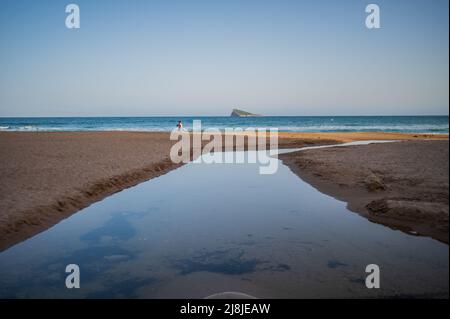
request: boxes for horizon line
[0,114,449,118]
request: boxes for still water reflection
[0,147,448,298]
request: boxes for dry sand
[0,131,339,251]
[280,140,449,243]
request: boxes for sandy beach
[280,140,449,243]
[0,131,447,251]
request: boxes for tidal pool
[0,143,448,298]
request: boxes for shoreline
[0,131,447,251]
[0,132,183,251]
[0,131,339,252]
[280,140,449,244]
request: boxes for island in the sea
[230,108,261,117]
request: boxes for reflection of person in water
[176,120,183,131]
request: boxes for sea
[0,116,448,133]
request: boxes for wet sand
[280,140,449,243]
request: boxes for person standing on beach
[176,120,183,131]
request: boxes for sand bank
[280,140,449,243]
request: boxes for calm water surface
[0,147,448,298]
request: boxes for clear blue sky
[0,0,448,116]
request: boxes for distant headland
[230,109,262,117]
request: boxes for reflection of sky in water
[0,152,448,298]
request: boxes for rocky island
[230,109,261,117]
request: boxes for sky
[0,0,448,116]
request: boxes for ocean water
[0,116,448,133]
